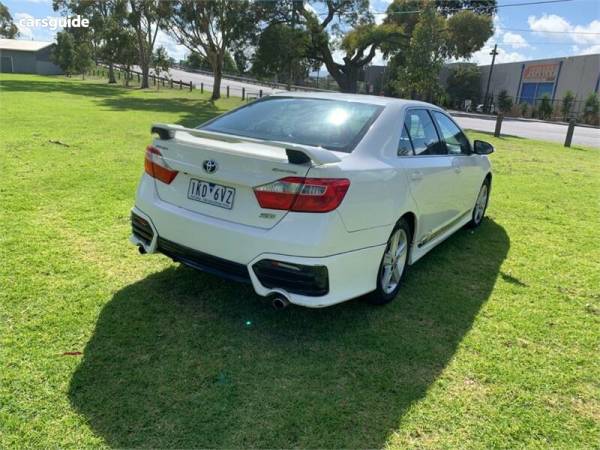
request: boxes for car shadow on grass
[69,219,509,448]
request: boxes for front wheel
[468,179,490,228]
[367,219,411,305]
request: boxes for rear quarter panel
[313,104,416,234]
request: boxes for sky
[4,0,600,68]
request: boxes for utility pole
[287,0,296,91]
[483,44,499,114]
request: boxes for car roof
[269,90,437,109]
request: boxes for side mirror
[473,140,494,155]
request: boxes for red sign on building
[523,63,560,82]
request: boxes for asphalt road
[452,114,599,148]
[165,68,599,148]
[168,67,281,97]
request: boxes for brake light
[144,145,178,184]
[254,177,350,213]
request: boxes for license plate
[188,178,235,209]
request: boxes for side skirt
[408,210,472,265]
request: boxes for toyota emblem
[203,159,218,174]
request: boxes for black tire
[367,218,412,305]
[468,178,491,228]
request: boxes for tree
[53,31,76,76]
[385,0,495,100]
[0,1,18,38]
[497,89,513,114]
[538,94,553,120]
[446,64,480,108]
[53,0,132,84]
[583,92,599,125]
[183,50,238,73]
[391,3,445,101]
[165,0,258,100]
[519,102,528,117]
[294,0,405,93]
[73,41,94,79]
[232,48,250,75]
[184,51,206,70]
[561,90,575,121]
[117,29,138,86]
[128,0,170,89]
[98,2,130,84]
[252,23,311,84]
[152,45,170,89]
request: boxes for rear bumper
[130,175,387,307]
[157,236,252,284]
[246,247,384,307]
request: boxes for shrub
[497,90,513,114]
[519,102,529,117]
[583,92,599,125]
[561,90,575,120]
[538,95,553,120]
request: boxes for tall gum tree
[165,0,259,100]
[53,0,129,84]
[128,0,170,89]
[296,0,405,93]
[0,2,18,38]
[384,0,495,100]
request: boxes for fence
[92,64,193,92]
[478,93,599,125]
[171,64,335,93]
[93,63,285,101]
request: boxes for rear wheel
[367,219,411,305]
[468,179,490,228]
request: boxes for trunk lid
[152,130,315,229]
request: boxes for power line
[499,42,596,45]
[311,0,600,38]
[494,0,574,7]
[363,0,574,15]
[502,27,600,35]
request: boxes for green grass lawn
[1,73,598,448]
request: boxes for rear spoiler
[151,123,342,166]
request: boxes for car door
[431,111,483,211]
[399,108,462,246]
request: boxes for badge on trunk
[203,160,218,173]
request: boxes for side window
[404,109,445,156]
[432,111,471,155]
[398,124,414,156]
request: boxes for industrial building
[0,39,62,75]
[479,53,600,106]
[367,53,599,110]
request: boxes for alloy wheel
[474,184,488,224]
[380,228,408,294]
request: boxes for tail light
[144,145,178,184]
[254,177,350,213]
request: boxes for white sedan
[131,92,493,308]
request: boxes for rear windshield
[200,97,383,153]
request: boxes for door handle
[451,159,462,173]
[410,170,423,181]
